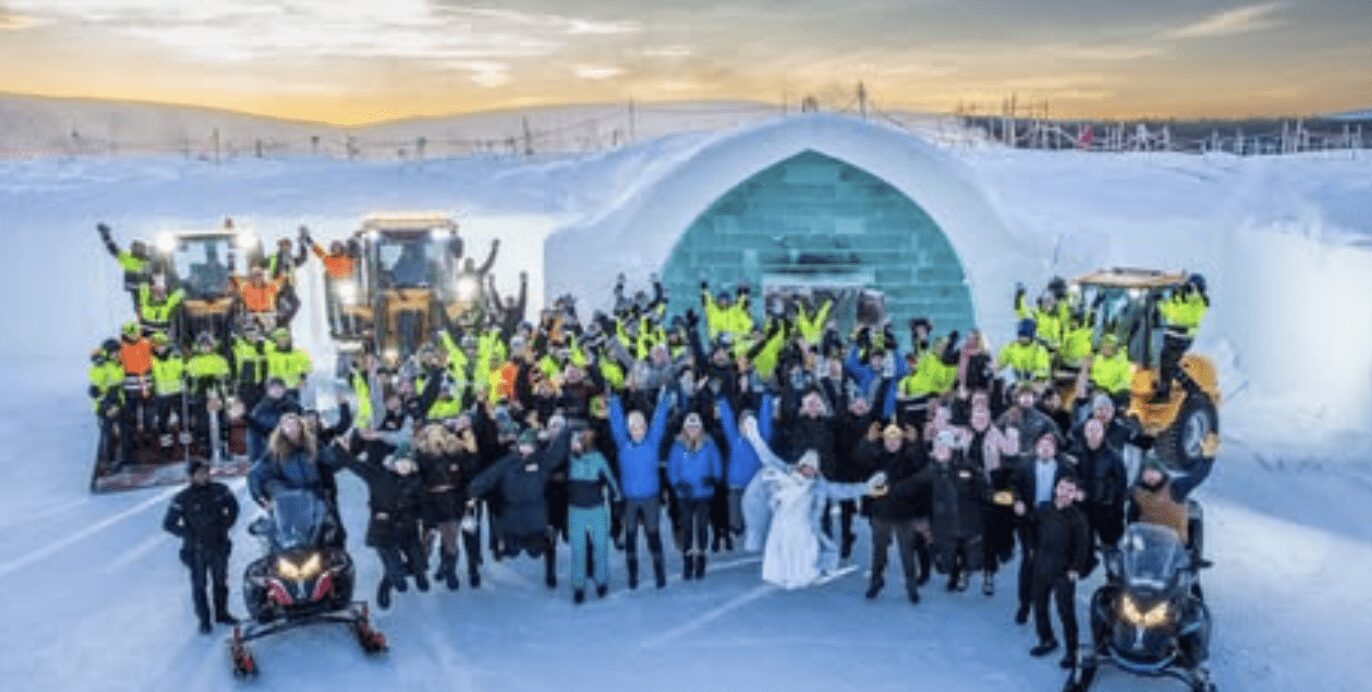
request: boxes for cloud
[1042,42,1162,61]
[572,64,623,80]
[7,1,637,63]
[1165,2,1287,40]
[643,45,692,59]
[0,12,43,30]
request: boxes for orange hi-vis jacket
[231,275,285,313]
[311,243,356,279]
[119,338,153,377]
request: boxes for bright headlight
[430,228,452,240]
[236,230,258,249]
[1120,595,1170,627]
[336,282,358,305]
[155,232,176,253]
[276,556,301,580]
[456,276,478,301]
[298,553,322,579]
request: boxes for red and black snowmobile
[229,490,386,677]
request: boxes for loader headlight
[456,275,479,301]
[1119,594,1170,627]
[336,282,358,305]
[155,232,176,254]
[236,230,258,250]
[276,553,323,581]
[430,228,452,240]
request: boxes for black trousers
[183,544,230,625]
[1158,333,1193,393]
[1033,574,1078,649]
[870,517,918,589]
[1017,524,1037,609]
[678,498,711,555]
[821,499,858,546]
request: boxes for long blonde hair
[267,413,317,461]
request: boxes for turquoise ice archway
[545,115,1037,346]
[659,149,975,335]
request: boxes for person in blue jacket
[667,412,723,581]
[565,428,622,604]
[845,342,907,421]
[717,393,773,538]
[607,390,671,589]
[247,412,328,508]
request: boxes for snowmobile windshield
[270,490,325,552]
[1119,523,1188,591]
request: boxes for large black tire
[1155,395,1217,469]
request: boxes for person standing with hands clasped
[163,460,240,634]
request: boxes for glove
[87,385,100,398]
[700,280,709,292]
[97,223,111,236]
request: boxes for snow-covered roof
[545,113,1037,339]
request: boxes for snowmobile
[230,490,386,677]
[1071,269,1220,467]
[325,213,464,374]
[1063,523,1214,692]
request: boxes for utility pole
[857,81,868,120]
[627,99,637,143]
[212,127,220,165]
[521,117,533,156]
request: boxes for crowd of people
[100,223,1217,669]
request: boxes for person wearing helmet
[136,280,186,336]
[96,222,155,313]
[228,265,286,318]
[267,233,308,327]
[265,327,312,401]
[231,321,269,411]
[186,332,232,453]
[1086,334,1133,400]
[116,321,156,466]
[997,319,1052,383]
[150,331,188,451]
[89,340,126,467]
[1154,273,1210,403]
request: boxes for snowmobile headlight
[276,556,301,580]
[297,553,323,579]
[156,232,176,254]
[456,275,479,301]
[1120,595,1170,627]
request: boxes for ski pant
[709,489,730,547]
[622,497,665,577]
[727,487,746,535]
[1087,504,1124,550]
[569,505,611,590]
[821,499,858,554]
[678,498,711,557]
[1033,573,1078,650]
[376,534,427,589]
[181,543,230,626]
[1017,523,1037,610]
[870,517,919,591]
[1158,333,1193,395]
[156,394,184,436]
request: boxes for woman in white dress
[741,419,886,590]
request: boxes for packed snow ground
[2,115,1371,690]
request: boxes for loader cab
[154,227,264,348]
[349,213,462,365]
[1072,268,1220,466]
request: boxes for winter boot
[626,555,640,590]
[840,535,854,561]
[1030,640,1060,658]
[393,575,409,593]
[1015,604,1030,625]
[945,574,959,592]
[438,553,460,591]
[414,570,431,593]
[907,585,921,604]
[682,553,695,581]
[982,571,995,597]
[652,555,667,589]
[199,619,213,635]
[596,583,608,599]
[865,576,885,600]
[213,586,239,625]
[468,568,481,589]
[573,589,585,605]
[916,544,932,586]
[1059,650,1078,670]
[711,534,722,553]
[544,552,558,590]
[376,579,393,611]
[955,571,969,592]
[724,533,734,551]
[695,554,707,579]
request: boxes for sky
[1,0,1369,125]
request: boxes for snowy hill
[1,114,1371,691]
